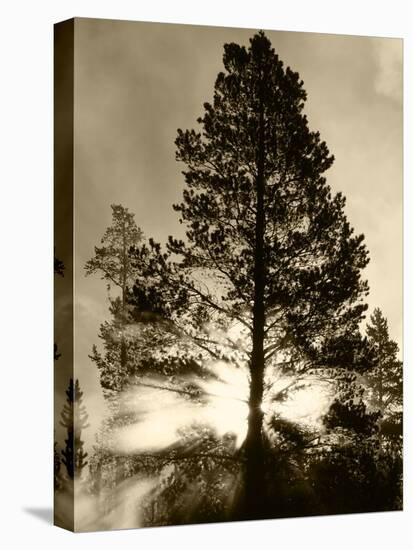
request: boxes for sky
[67,18,402,445]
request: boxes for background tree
[85,204,144,394]
[128,31,370,519]
[309,368,402,513]
[60,378,90,480]
[54,251,64,360]
[54,249,65,277]
[85,205,160,521]
[365,308,402,438]
[54,439,62,491]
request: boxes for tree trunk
[243,78,267,519]
[244,350,266,519]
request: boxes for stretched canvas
[54,17,403,532]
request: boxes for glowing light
[275,381,331,427]
[110,362,332,458]
[86,360,334,531]
[113,363,250,453]
[73,476,157,531]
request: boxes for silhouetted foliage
[364,308,402,436]
[54,251,64,361]
[54,249,65,277]
[54,440,62,491]
[60,379,90,479]
[307,441,402,514]
[313,355,402,514]
[54,343,61,361]
[323,375,381,436]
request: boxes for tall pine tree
[128,32,370,519]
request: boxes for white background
[0,0,411,548]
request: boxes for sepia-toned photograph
[54,18,403,532]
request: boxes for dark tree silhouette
[312,373,402,514]
[54,343,61,362]
[60,379,90,479]
[128,32,370,519]
[365,308,402,439]
[310,334,402,514]
[54,251,64,360]
[54,439,62,491]
[54,250,65,277]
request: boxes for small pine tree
[54,251,64,360]
[54,440,62,491]
[60,379,90,479]
[54,250,65,277]
[365,308,402,437]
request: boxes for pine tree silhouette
[365,308,402,440]
[54,250,64,360]
[128,31,370,519]
[54,439,62,491]
[60,379,90,479]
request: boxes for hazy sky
[71,18,402,441]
